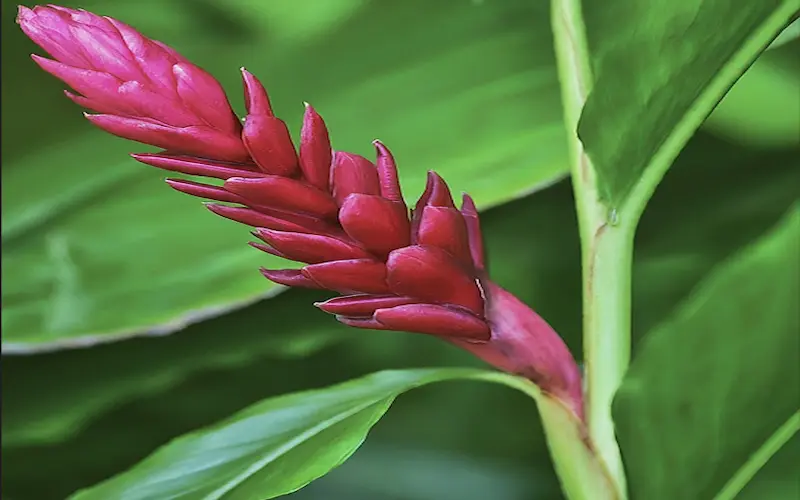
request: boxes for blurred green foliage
[2,1,798,499]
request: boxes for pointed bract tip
[241,68,272,116]
[372,139,389,153]
[372,141,404,203]
[425,171,455,208]
[16,5,32,23]
[461,193,478,215]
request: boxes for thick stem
[551,0,631,496]
[473,372,618,500]
[581,219,633,496]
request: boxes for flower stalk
[551,0,631,497]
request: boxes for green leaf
[737,433,800,500]
[2,0,568,350]
[66,368,612,500]
[705,41,800,148]
[1,288,352,448]
[1,337,559,499]
[291,444,557,500]
[768,17,800,49]
[614,206,800,500]
[577,0,799,210]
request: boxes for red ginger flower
[18,4,584,418]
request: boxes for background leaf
[737,434,800,500]
[614,206,800,500]
[578,0,798,208]
[704,40,800,147]
[2,0,568,350]
[65,368,526,500]
[1,289,354,448]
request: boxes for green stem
[580,220,633,496]
[473,373,618,500]
[550,0,632,496]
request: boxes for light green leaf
[67,368,613,500]
[705,41,800,147]
[576,0,798,210]
[767,17,800,49]
[2,0,567,350]
[614,206,800,500]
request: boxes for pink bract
[18,4,584,418]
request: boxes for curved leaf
[737,433,800,500]
[67,369,613,500]
[614,206,800,499]
[705,41,800,148]
[577,0,798,210]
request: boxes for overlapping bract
[18,3,246,161]
[138,66,493,340]
[18,4,584,417]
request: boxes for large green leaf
[576,0,798,209]
[1,0,568,350]
[614,206,800,500]
[66,368,610,500]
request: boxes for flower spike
[18,5,246,161]
[19,4,584,418]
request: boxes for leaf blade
[716,412,800,500]
[578,0,799,211]
[614,206,800,499]
[67,368,614,500]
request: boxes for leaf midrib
[714,411,800,500]
[201,397,392,500]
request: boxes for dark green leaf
[737,434,800,500]
[289,443,555,500]
[2,0,567,350]
[66,369,506,500]
[578,0,798,208]
[2,340,562,500]
[614,206,800,500]
[1,289,352,448]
